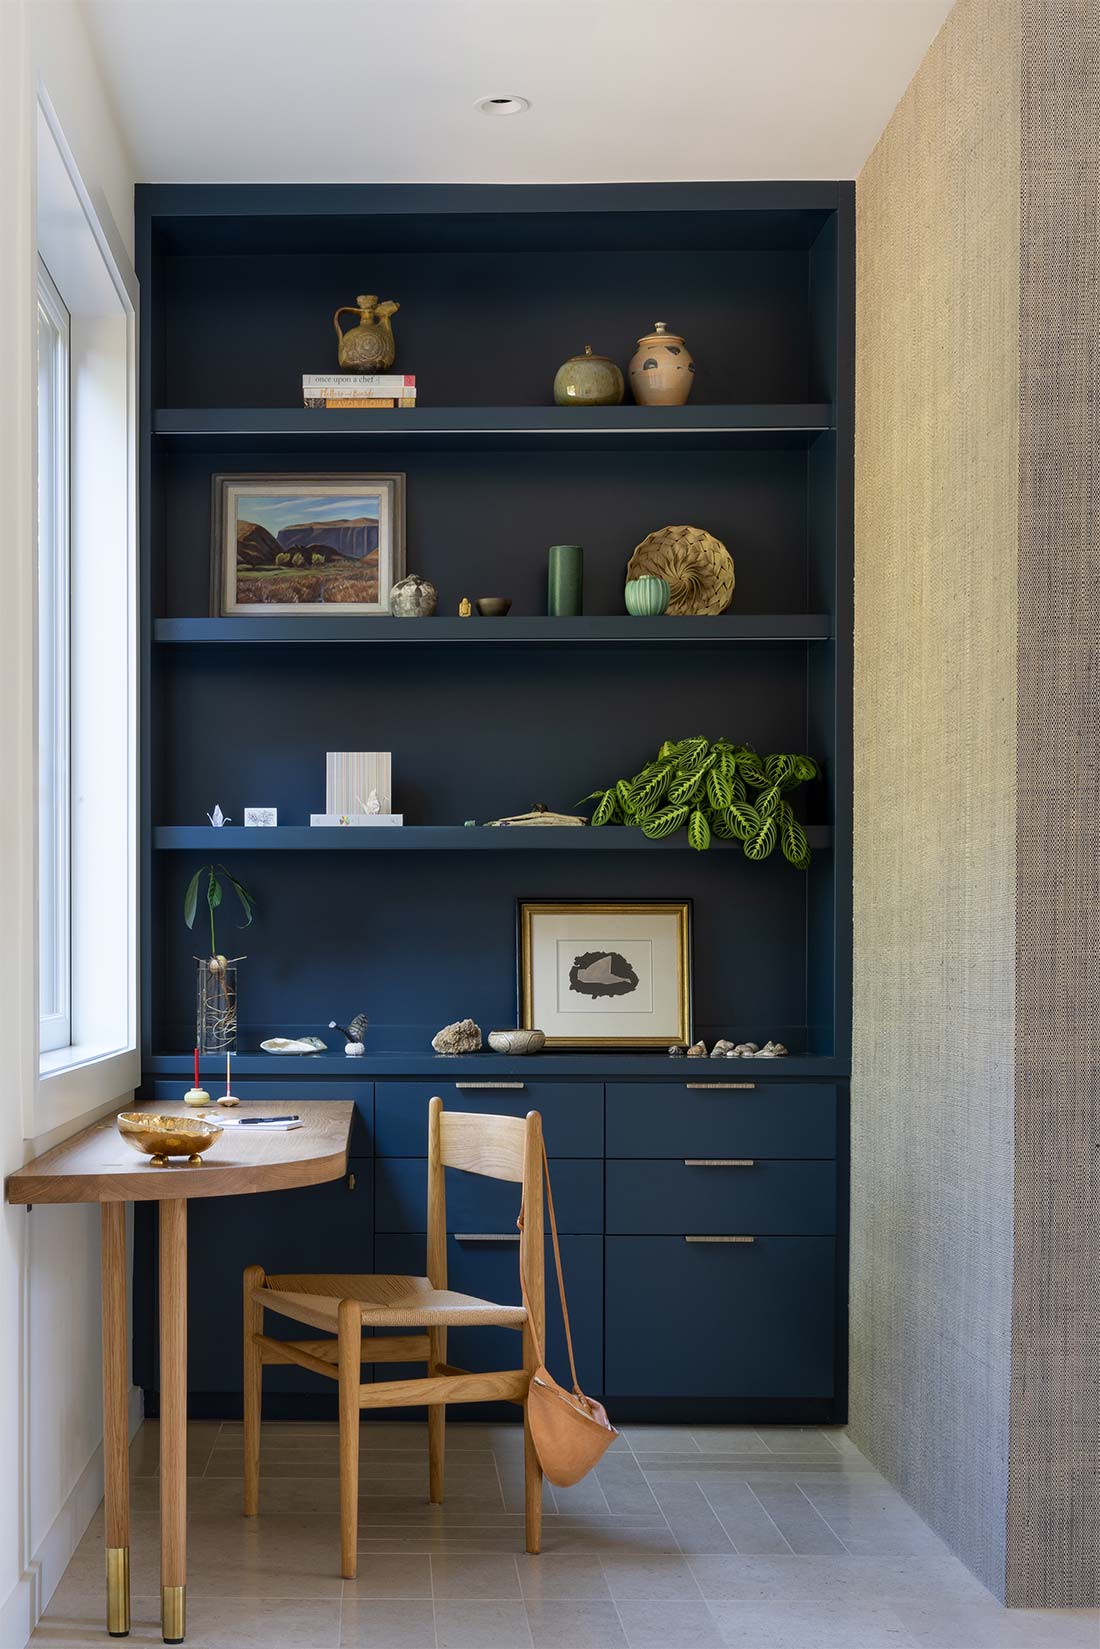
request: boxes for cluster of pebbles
[671,1038,790,1059]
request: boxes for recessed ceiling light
[475,96,531,116]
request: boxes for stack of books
[302,374,416,409]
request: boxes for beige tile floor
[31,1421,1100,1649]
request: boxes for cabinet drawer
[605,1235,834,1398]
[376,1233,603,1394]
[607,1159,835,1235]
[148,1082,374,1154]
[186,1165,371,1394]
[606,1083,835,1159]
[375,1082,602,1157]
[376,1157,603,1234]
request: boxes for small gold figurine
[458,597,472,617]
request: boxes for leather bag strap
[518,1139,583,1397]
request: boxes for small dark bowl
[476,598,512,617]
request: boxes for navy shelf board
[145,1052,849,1080]
[154,614,832,646]
[153,404,833,453]
[153,824,833,852]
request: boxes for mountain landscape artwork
[212,473,405,616]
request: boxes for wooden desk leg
[159,1200,187,1644]
[101,1204,130,1637]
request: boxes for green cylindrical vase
[547,544,583,616]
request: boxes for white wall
[0,3,137,1642]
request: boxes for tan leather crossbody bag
[518,1141,618,1485]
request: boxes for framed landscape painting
[211,473,405,616]
[518,900,692,1049]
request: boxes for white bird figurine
[207,804,230,827]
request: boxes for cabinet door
[375,1157,603,1235]
[607,1160,835,1235]
[375,1082,602,1157]
[375,1233,603,1395]
[605,1235,835,1399]
[184,1164,372,1395]
[607,1083,835,1159]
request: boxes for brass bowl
[117,1112,222,1167]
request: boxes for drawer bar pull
[455,1081,526,1091]
[455,1232,521,1242]
[683,1159,755,1168]
[685,1082,756,1091]
[684,1235,756,1244]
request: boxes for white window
[33,94,139,1130]
[37,257,72,1055]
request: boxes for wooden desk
[6,1100,353,1643]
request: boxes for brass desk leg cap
[161,1583,185,1643]
[106,1546,130,1637]
[186,1153,203,1165]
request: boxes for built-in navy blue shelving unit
[134,180,854,1425]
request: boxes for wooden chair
[242,1097,545,1575]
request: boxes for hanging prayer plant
[579,738,819,865]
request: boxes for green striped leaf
[709,808,740,840]
[687,808,711,852]
[755,783,783,818]
[724,801,761,841]
[674,736,710,770]
[794,754,819,781]
[669,769,706,806]
[765,753,796,786]
[706,766,733,810]
[591,789,619,827]
[734,747,768,787]
[641,804,689,840]
[780,803,811,869]
[743,816,778,861]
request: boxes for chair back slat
[438,1108,527,1183]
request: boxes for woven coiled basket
[626,525,735,615]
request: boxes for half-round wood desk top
[5,1100,354,1204]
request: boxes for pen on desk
[228,1115,300,1125]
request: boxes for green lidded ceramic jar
[553,344,624,408]
[625,575,671,617]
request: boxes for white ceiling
[82,0,952,185]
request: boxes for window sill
[36,1042,139,1138]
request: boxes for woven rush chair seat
[257,1271,528,1332]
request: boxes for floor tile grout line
[696,1478,748,1556]
[794,1478,855,1555]
[743,1478,798,1555]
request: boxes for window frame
[36,254,73,1057]
[32,89,139,1134]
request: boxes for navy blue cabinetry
[135,180,853,1424]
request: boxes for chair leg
[427,1326,446,1504]
[242,1265,265,1517]
[522,1321,542,1554]
[338,1299,361,1580]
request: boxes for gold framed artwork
[518,900,692,1049]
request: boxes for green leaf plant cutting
[580,739,818,865]
[183,864,257,961]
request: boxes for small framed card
[518,899,692,1049]
[244,807,278,827]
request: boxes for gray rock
[686,1040,708,1058]
[432,1018,483,1054]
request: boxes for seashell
[724,1049,743,1057]
[668,1045,685,1056]
[710,1039,734,1057]
[344,1042,365,1057]
[686,1041,708,1058]
[488,1029,546,1056]
[432,1018,483,1055]
[261,1036,327,1055]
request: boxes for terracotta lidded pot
[629,322,695,407]
[553,344,624,407]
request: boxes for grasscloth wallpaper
[854,0,1099,1609]
[1009,0,1100,1610]
[852,0,1020,1599]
